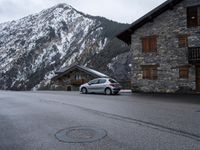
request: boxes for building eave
[117,0,183,44]
[51,65,108,81]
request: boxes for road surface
[0,91,200,150]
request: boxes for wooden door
[196,66,200,91]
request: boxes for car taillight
[110,84,116,87]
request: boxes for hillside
[0,3,130,90]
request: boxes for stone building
[51,65,108,91]
[117,0,200,93]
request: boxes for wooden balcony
[70,79,85,85]
[188,47,200,64]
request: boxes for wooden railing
[188,47,200,64]
[71,79,85,85]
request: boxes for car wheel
[105,88,112,95]
[81,87,87,94]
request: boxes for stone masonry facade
[131,0,200,93]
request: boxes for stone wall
[131,0,200,93]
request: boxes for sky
[0,0,166,24]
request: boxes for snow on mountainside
[0,3,130,90]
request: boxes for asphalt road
[0,91,200,150]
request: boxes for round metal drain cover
[55,126,107,143]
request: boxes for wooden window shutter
[179,67,189,79]
[142,38,149,52]
[187,6,198,27]
[151,68,158,80]
[150,37,157,51]
[143,68,150,79]
[142,65,158,80]
[142,36,157,53]
[178,35,188,48]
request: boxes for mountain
[0,3,130,90]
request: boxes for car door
[87,79,99,93]
[97,79,107,93]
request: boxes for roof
[52,65,109,80]
[117,0,183,44]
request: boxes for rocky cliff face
[0,3,130,90]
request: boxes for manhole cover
[55,126,107,143]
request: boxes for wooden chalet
[51,65,108,91]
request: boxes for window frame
[187,5,200,28]
[75,74,81,80]
[99,79,107,84]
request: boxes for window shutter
[143,68,150,79]
[142,65,158,80]
[142,36,157,53]
[143,68,147,79]
[179,67,189,79]
[178,35,188,48]
[142,38,149,52]
[150,37,157,51]
[151,68,158,80]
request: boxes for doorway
[196,66,200,92]
[67,86,72,91]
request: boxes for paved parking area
[0,91,199,150]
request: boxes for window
[179,67,189,79]
[178,35,188,48]
[109,79,118,83]
[142,65,158,80]
[75,74,81,80]
[88,79,99,85]
[99,79,107,84]
[187,6,200,28]
[142,36,157,53]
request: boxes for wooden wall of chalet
[53,69,95,91]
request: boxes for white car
[80,78,121,95]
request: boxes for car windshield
[109,79,118,83]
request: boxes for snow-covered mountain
[0,3,130,90]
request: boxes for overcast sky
[0,0,166,24]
